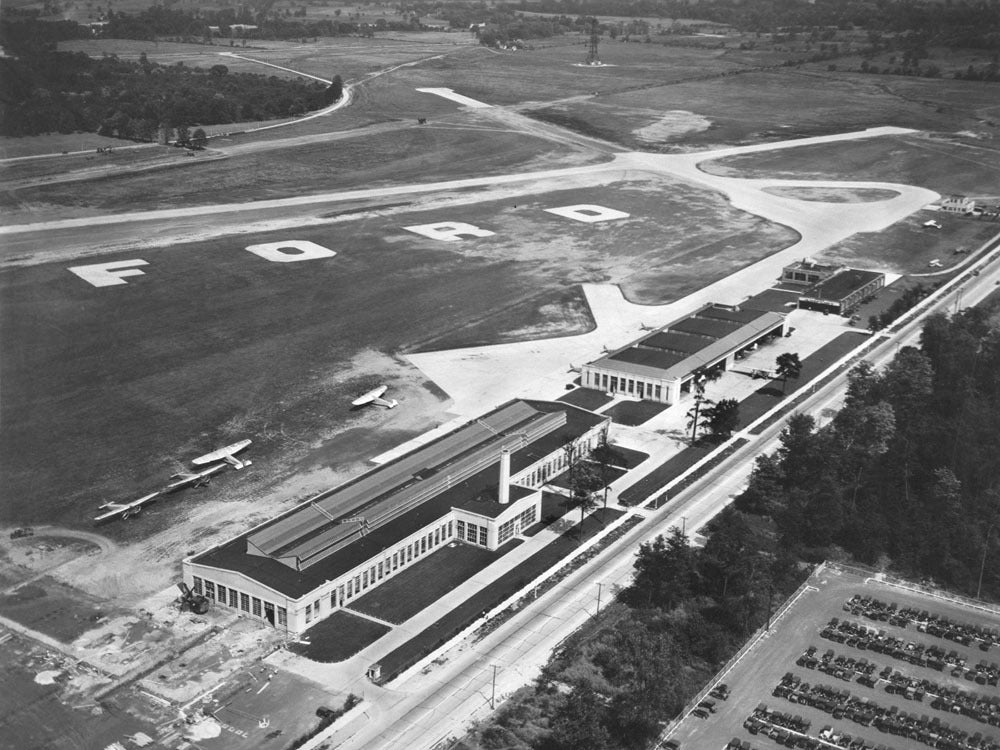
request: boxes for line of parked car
[797,644,1000,730]
[770,673,1000,750]
[844,596,999,651]
[821,617,1000,685]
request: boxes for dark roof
[802,269,883,303]
[609,347,685,370]
[671,316,743,339]
[695,306,769,325]
[190,400,607,599]
[640,331,706,355]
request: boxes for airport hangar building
[182,399,610,635]
[580,303,788,405]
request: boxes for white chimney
[498,449,511,505]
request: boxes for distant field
[702,133,1000,195]
[527,70,996,150]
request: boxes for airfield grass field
[703,132,1000,195]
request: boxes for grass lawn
[618,445,711,506]
[611,445,650,470]
[603,399,670,426]
[373,507,625,683]
[347,540,521,625]
[522,490,576,536]
[744,331,869,432]
[288,610,391,663]
[558,388,614,411]
[547,463,627,491]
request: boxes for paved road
[319,235,1000,750]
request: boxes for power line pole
[585,17,600,65]
[490,664,499,709]
[595,581,603,616]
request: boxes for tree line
[0,21,342,137]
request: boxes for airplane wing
[352,385,388,407]
[94,491,161,523]
[192,439,252,467]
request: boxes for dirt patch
[633,111,713,142]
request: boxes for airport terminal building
[580,303,787,405]
[182,399,609,634]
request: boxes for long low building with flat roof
[182,399,609,634]
[580,303,787,405]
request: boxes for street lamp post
[490,664,500,709]
[595,582,603,616]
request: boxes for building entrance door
[264,602,275,626]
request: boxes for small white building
[941,195,976,214]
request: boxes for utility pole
[595,582,603,616]
[490,664,499,709]
[585,17,600,65]
[681,516,687,536]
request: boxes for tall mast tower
[585,17,600,65]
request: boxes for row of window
[328,519,455,615]
[456,519,488,547]
[194,578,288,627]
[523,436,597,488]
[595,373,663,401]
[497,505,538,544]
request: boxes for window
[602,373,608,389]
[347,579,353,597]
[466,523,477,543]
[217,584,227,603]
[434,528,440,545]
[331,591,338,609]
[204,581,215,600]
[252,597,262,617]
[192,577,203,595]
[654,385,662,401]
[362,570,369,588]
[447,521,453,537]
[498,518,516,544]
[407,545,413,562]
[370,566,376,583]
[355,575,361,591]
[338,585,345,605]
[610,376,618,391]
[378,562,384,580]
[278,607,287,627]
[314,599,321,616]
[456,520,465,539]
[240,592,250,612]
[305,603,313,622]
[392,552,399,570]
[479,526,488,546]
[229,589,238,608]
[420,536,426,553]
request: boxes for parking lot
[666,565,1000,750]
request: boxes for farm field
[667,565,1000,750]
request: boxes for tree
[686,366,721,442]
[326,73,343,103]
[589,429,621,511]
[190,127,207,149]
[562,461,602,535]
[702,398,740,440]
[626,526,695,609]
[548,680,611,750]
[775,352,803,393]
[174,123,190,145]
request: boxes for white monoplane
[94,491,163,523]
[351,385,398,409]
[923,220,942,229]
[191,439,253,469]
[163,462,228,492]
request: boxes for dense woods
[0,19,339,137]
[461,306,1000,750]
